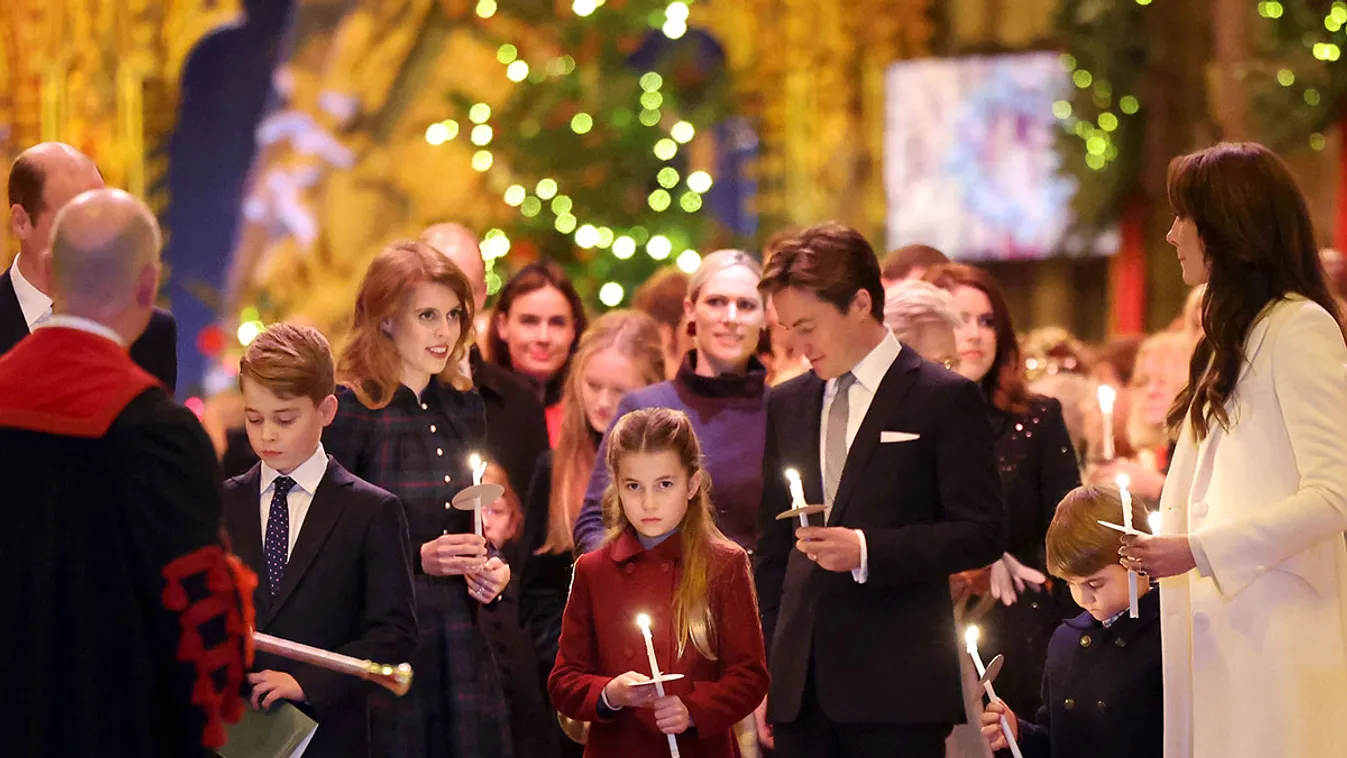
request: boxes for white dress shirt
[260,443,329,558]
[35,314,125,346]
[819,329,903,584]
[9,255,52,329]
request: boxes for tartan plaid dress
[326,383,513,758]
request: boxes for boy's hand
[653,695,693,735]
[248,670,304,710]
[980,699,1019,751]
[603,671,658,708]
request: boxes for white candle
[964,626,1024,758]
[1116,473,1139,619]
[1148,510,1163,536]
[784,468,809,528]
[470,453,485,538]
[636,614,681,758]
[1097,384,1117,461]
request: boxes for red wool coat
[549,528,770,757]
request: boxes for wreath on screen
[943,62,1076,252]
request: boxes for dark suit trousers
[774,663,952,758]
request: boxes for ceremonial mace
[252,632,413,696]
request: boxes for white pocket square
[880,431,920,443]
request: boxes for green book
[212,702,318,758]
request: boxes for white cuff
[851,529,869,584]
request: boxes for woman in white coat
[1120,142,1347,758]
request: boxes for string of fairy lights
[424,0,714,308]
[1051,0,1151,173]
[1259,0,1347,152]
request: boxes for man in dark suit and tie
[4,142,178,389]
[754,223,1006,758]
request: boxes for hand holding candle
[1096,384,1117,461]
[1116,473,1140,619]
[965,626,1024,758]
[636,614,681,758]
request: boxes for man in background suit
[754,223,1006,758]
[421,222,550,495]
[3,142,178,389]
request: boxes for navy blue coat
[1009,587,1163,758]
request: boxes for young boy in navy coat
[981,485,1162,758]
[223,324,417,757]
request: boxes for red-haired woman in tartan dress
[326,240,512,758]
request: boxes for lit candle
[1096,384,1117,461]
[636,614,681,758]
[784,468,809,528]
[1116,473,1139,619]
[1148,510,1163,536]
[470,453,485,538]
[965,626,1024,758]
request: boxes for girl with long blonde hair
[517,310,664,753]
[548,407,769,757]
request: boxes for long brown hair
[925,263,1031,414]
[538,310,665,555]
[601,407,737,660]
[1165,142,1344,439]
[336,240,476,409]
[485,260,588,402]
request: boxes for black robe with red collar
[0,326,252,756]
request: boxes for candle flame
[964,625,980,649]
[1115,472,1131,491]
[636,613,651,631]
[469,452,483,470]
[1096,384,1116,413]
[1148,510,1162,535]
[784,468,801,484]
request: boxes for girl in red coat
[549,407,770,757]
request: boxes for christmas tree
[432,0,737,307]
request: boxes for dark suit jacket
[223,457,418,758]
[755,346,1005,726]
[0,269,178,391]
[472,347,549,497]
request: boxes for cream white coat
[1159,296,1347,758]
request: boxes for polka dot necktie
[264,476,296,597]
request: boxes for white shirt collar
[36,314,126,346]
[9,254,53,328]
[832,329,902,393]
[261,442,329,496]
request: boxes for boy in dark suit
[224,323,417,757]
[981,485,1162,758]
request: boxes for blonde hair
[1128,331,1191,449]
[1046,485,1151,578]
[882,279,960,343]
[539,310,665,555]
[601,407,736,660]
[687,249,763,304]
